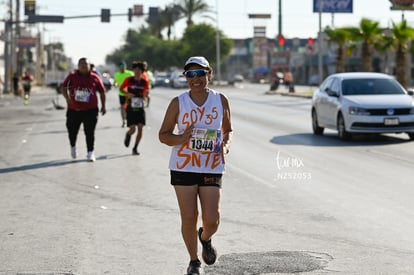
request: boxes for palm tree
[162,4,182,40]
[385,20,414,88]
[347,18,382,72]
[146,11,164,38]
[324,27,352,73]
[176,0,212,27]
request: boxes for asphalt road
[0,83,413,275]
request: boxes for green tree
[384,20,414,88]
[347,18,382,72]
[106,23,232,71]
[146,11,164,38]
[177,0,212,27]
[106,30,183,70]
[145,4,182,39]
[181,23,233,70]
[162,4,182,40]
[324,27,352,73]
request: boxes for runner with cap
[159,56,233,275]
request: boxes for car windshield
[342,78,405,96]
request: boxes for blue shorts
[170,170,222,188]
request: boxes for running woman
[159,56,233,275]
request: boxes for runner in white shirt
[159,56,233,275]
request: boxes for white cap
[184,56,210,70]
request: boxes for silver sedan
[311,72,414,140]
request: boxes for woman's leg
[174,185,199,260]
[198,186,221,241]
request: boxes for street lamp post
[278,0,282,36]
[318,0,323,84]
[215,0,221,84]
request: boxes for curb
[264,90,313,99]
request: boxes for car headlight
[349,106,370,115]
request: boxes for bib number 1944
[189,128,221,153]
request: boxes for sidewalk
[264,84,316,98]
[0,85,61,109]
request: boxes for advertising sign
[17,37,37,48]
[390,0,414,10]
[313,0,353,13]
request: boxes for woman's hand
[181,125,194,144]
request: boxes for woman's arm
[159,97,193,146]
[220,93,233,155]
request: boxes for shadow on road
[270,133,409,147]
[204,250,333,274]
[0,154,131,174]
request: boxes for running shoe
[132,148,140,155]
[71,146,77,159]
[186,259,201,275]
[124,132,131,147]
[198,227,217,265]
[87,151,96,162]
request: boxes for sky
[3,0,411,66]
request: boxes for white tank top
[169,89,225,174]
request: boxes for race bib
[131,97,144,108]
[188,128,221,153]
[74,89,90,102]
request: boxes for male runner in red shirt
[120,61,148,155]
[61,57,106,162]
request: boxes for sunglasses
[184,69,209,78]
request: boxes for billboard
[313,0,353,13]
[17,37,37,48]
[390,0,414,10]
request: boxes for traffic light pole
[278,0,282,37]
[318,0,323,85]
[3,20,11,94]
[2,8,142,94]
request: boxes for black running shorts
[170,170,222,188]
[119,94,126,105]
[126,108,145,126]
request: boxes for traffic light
[24,0,36,16]
[148,7,159,22]
[277,35,285,48]
[101,9,110,23]
[128,8,132,22]
[307,37,314,53]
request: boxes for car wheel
[337,113,351,140]
[312,109,324,135]
[407,132,414,140]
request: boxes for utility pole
[3,0,14,94]
[278,0,282,37]
[318,0,323,85]
[215,0,221,83]
[3,20,10,95]
[15,0,20,74]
